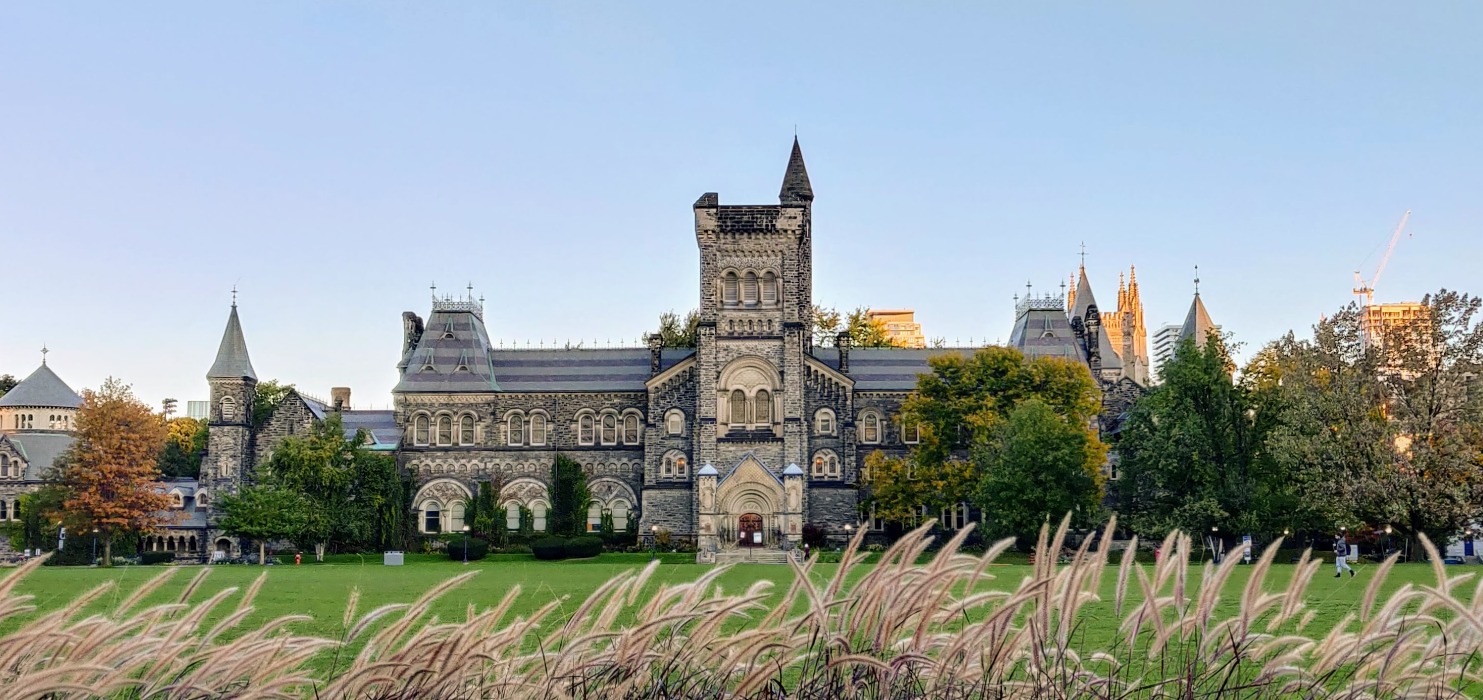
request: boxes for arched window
[815,409,835,436]
[612,500,630,531]
[449,502,466,531]
[220,396,237,421]
[754,389,772,425]
[460,415,476,445]
[901,418,921,444]
[861,412,881,444]
[587,502,603,532]
[171,492,184,508]
[723,272,740,304]
[0,501,7,520]
[675,455,688,478]
[436,416,453,446]
[423,504,442,533]
[505,502,521,531]
[622,414,640,444]
[742,272,758,304]
[600,414,617,445]
[529,413,547,446]
[507,414,524,446]
[578,414,595,445]
[762,271,778,304]
[662,453,675,478]
[413,415,430,445]
[531,501,549,532]
[811,450,840,479]
[0,455,9,478]
[197,490,209,508]
[729,390,747,426]
[940,503,970,531]
[665,410,684,436]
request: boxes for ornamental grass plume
[4,522,1483,698]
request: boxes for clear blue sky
[3,3,1479,408]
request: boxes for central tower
[692,138,814,479]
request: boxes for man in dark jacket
[1334,534,1354,577]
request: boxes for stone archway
[711,455,785,549]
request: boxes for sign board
[752,531,762,544]
[1242,535,1253,564]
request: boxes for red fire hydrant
[295,552,302,566]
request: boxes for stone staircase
[714,548,793,565]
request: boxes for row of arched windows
[576,410,643,446]
[410,410,646,448]
[811,408,920,445]
[412,413,479,447]
[0,500,14,519]
[721,270,781,306]
[0,455,18,479]
[143,535,198,553]
[726,389,773,429]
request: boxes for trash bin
[383,551,404,566]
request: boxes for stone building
[0,357,82,545]
[196,140,1172,559]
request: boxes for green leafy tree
[864,450,976,527]
[217,484,308,565]
[1116,331,1280,538]
[550,454,591,537]
[157,416,205,478]
[262,417,351,560]
[12,488,65,553]
[252,380,294,430]
[518,505,534,537]
[0,374,17,398]
[812,305,900,348]
[654,309,700,348]
[978,399,1106,543]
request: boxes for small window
[413,415,430,446]
[811,450,840,479]
[437,416,453,446]
[623,414,640,444]
[665,410,683,436]
[197,490,209,508]
[612,500,630,531]
[600,414,617,445]
[0,501,7,520]
[754,390,772,425]
[815,409,835,436]
[579,414,595,445]
[220,396,237,422]
[662,455,674,478]
[729,390,747,426]
[723,272,739,304]
[530,413,547,446]
[742,272,758,304]
[676,456,688,478]
[460,415,476,445]
[508,414,525,446]
[505,503,521,531]
[902,419,920,444]
[172,492,184,509]
[861,413,881,444]
[940,503,969,531]
[762,271,778,304]
[587,502,603,532]
[531,502,548,532]
[450,502,466,531]
[0,455,8,478]
[424,507,442,534]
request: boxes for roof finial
[1194,265,1201,295]
[41,345,48,366]
[231,285,238,308]
[430,281,437,300]
[1079,242,1087,270]
[1026,280,1033,297]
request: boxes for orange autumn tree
[61,377,174,565]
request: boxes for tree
[978,399,1106,542]
[157,417,205,478]
[1116,332,1279,539]
[11,488,65,553]
[217,484,308,565]
[465,475,505,547]
[59,378,174,565]
[252,380,294,430]
[0,374,16,398]
[864,450,976,528]
[550,454,590,537]
[654,309,699,348]
[812,305,899,348]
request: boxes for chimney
[836,332,852,374]
[331,387,351,411]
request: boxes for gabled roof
[0,363,82,409]
[778,137,814,204]
[1180,293,1218,347]
[207,304,257,381]
[809,347,976,392]
[1067,269,1122,371]
[6,432,75,480]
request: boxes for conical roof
[1179,293,1217,347]
[778,137,814,204]
[1070,267,1099,322]
[0,362,82,409]
[207,304,257,380]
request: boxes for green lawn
[1,553,1463,653]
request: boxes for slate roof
[0,363,83,409]
[7,432,75,480]
[1007,305,1090,363]
[157,479,209,528]
[342,409,400,449]
[1068,269,1123,371]
[810,347,975,392]
[393,308,501,393]
[1180,293,1218,346]
[485,348,694,393]
[207,304,257,380]
[779,137,814,203]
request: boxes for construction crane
[1353,210,1412,307]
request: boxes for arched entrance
[738,513,764,547]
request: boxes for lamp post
[91,528,99,566]
[650,525,658,562]
[1211,525,1220,563]
[844,523,853,549]
[462,525,470,565]
[1384,524,1392,558]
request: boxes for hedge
[532,537,568,560]
[565,536,603,559]
[446,537,490,562]
[140,551,175,565]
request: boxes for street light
[1384,524,1392,558]
[650,525,659,562]
[462,525,470,565]
[91,528,99,566]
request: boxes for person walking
[1334,534,1354,578]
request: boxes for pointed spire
[207,301,257,381]
[40,345,48,366]
[1071,265,1099,321]
[1117,271,1127,309]
[778,137,814,204]
[1180,269,1217,348]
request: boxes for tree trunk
[315,542,326,562]
[103,537,112,567]
[260,540,267,566]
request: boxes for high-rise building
[1361,301,1427,348]
[867,309,927,348]
[186,401,210,420]
[1150,323,1182,383]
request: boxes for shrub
[564,536,603,559]
[446,537,489,562]
[801,523,827,550]
[140,551,175,565]
[600,530,636,550]
[532,537,568,560]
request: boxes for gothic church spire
[779,137,814,204]
[207,299,257,381]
